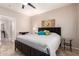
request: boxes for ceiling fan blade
[22,4,25,9]
[28,3,36,9]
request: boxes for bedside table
[63,38,72,52]
[19,32,29,35]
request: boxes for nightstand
[19,32,29,35]
[63,38,72,52]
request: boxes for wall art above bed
[41,19,55,27]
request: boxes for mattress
[16,33,61,56]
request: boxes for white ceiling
[0,3,71,16]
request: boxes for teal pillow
[38,31,45,35]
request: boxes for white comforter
[17,33,61,56]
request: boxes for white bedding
[16,33,61,56]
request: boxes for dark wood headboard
[38,27,61,35]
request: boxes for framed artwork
[42,19,55,27]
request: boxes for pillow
[37,31,45,35]
[44,30,51,35]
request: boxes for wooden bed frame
[15,27,61,56]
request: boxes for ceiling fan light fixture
[28,3,36,9]
[22,4,25,9]
[22,3,36,9]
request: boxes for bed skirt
[15,40,50,56]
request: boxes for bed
[15,27,61,56]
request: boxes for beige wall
[77,4,79,48]
[31,4,78,48]
[0,7,31,35]
[78,4,79,35]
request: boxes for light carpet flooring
[0,40,79,56]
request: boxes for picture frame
[42,19,55,27]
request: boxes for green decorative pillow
[44,30,51,35]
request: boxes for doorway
[0,15,16,44]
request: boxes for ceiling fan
[22,3,36,9]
